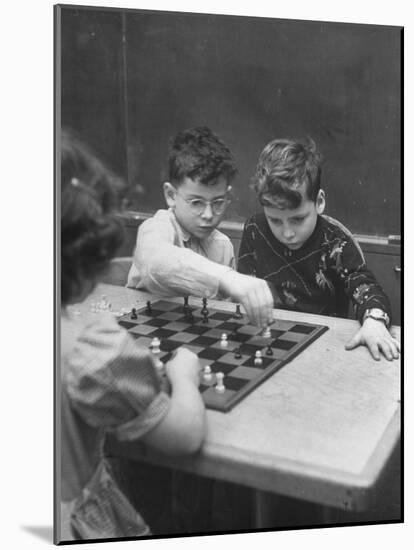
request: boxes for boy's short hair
[60,129,125,305]
[253,138,323,209]
[168,126,237,186]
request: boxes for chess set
[117,298,329,412]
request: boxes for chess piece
[220,333,228,348]
[203,365,213,382]
[215,372,225,394]
[262,326,272,338]
[201,297,209,317]
[234,347,242,359]
[151,337,161,354]
[146,300,152,315]
[266,345,273,356]
[131,307,137,320]
[254,350,263,366]
[234,304,243,319]
[202,309,209,323]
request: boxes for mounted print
[55,3,402,544]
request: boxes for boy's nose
[201,203,214,219]
[283,225,295,239]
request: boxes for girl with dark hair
[59,130,206,542]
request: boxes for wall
[59,6,401,238]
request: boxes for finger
[344,335,360,351]
[378,341,394,361]
[387,339,400,359]
[367,341,381,361]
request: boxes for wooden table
[70,283,401,521]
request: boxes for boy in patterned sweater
[238,138,399,361]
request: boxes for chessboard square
[157,312,184,321]
[219,321,240,331]
[169,332,199,343]
[202,328,224,339]
[218,352,250,366]
[191,335,219,347]
[183,344,204,355]
[133,314,153,324]
[237,325,262,336]
[118,320,138,330]
[163,321,192,331]
[224,376,247,392]
[129,324,158,336]
[202,386,236,409]
[249,336,271,347]
[290,323,316,334]
[152,300,181,311]
[160,352,173,362]
[228,332,251,343]
[209,311,233,321]
[242,356,274,369]
[277,331,307,343]
[238,343,263,356]
[145,318,170,327]
[210,362,236,376]
[199,357,216,369]
[230,365,264,380]
[211,339,239,351]
[270,329,285,339]
[198,347,225,361]
[150,328,176,339]
[185,325,211,335]
[160,340,182,352]
[272,338,296,350]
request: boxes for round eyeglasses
[177,194,231,216]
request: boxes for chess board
[117,300,329,412]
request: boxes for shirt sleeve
[327,229,392,325]
[65,314,170,441]
[131,212,233,298]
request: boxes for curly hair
[60,129,125,305]
[253,138,323,209]
[168,126,237,186]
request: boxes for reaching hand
[165,348,201,386]
[345,318,400,361]
[219,270,274,327]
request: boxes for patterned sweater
[238,213,391,324]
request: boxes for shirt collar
[168,208,192,243]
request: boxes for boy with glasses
[127,126,273,327]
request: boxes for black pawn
[131,308,137,320]
[234,347,242,359]
[234,304,242,319]
[202,310,209,323]
[266,345,273,356]
[146,301,152,315]
[201,297,209,317]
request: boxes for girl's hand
[165,347,201,386]
[345,318,400,361]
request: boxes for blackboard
[59,7,401,237]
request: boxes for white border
[2,1,409,548]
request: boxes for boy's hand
[345,318,400,361]
[165,348,201,386]
[219,270,274,327]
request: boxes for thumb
[345,334,361,351]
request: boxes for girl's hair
[60,129,125,305]
[168,126,237,186]
[253,138,323,209]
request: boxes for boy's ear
[163,182,177,208]
[316,189,326,215]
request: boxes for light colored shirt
[127,209,235,298]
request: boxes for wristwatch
[363,308,390,328]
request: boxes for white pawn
[215,372,225,394]
[254,350,263,366]
[151,337,161,354]
[220,333,228,348]
[263,326,271,338]
[203,365,213,382]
